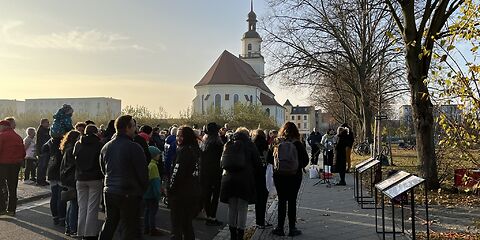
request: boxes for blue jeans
[144,199,159,231]
[66,199,78,233]
[50,182,66,221]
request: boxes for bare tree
[263,0,406,142]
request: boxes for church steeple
[240,0,265,78]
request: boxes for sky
[0,0,310,117]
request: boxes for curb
[17,192,51,205]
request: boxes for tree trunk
[406,49,440,190]
[363,100,374,143]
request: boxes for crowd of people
[0,103,355,240]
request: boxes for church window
[266,108,270,115]
[215,94,222,110]
[225,94,230,100]
[248,44,252,51]
[245,95,249,101]
[234,94,239,104]
[204,94,210,101]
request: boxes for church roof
[195,50,273,94]
[260,93,282,107]
[283,99,292,106]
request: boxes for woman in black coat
[252,129,271,228]
[200,122,224,226]
[269,122,309,237]
[169,126,201,240]
[220,128,261,240]
[334,127,349,186]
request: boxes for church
[192,2,285,126]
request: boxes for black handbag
[61,187,77,202]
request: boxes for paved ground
[252,174,410,240]
[17,181,51,204]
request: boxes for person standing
[99,115,148,240]
[252,129,272,229]
[270,122,309,237]
[44,136,66,225]
[220,127,261,240]
[164,127,178,176]
[23,127,37,183]
[169,126,202,240]
[334,127,349,186]
[60,130,81,236]
[36,118,51,186]
[341,123,354,172]
[320,129,336,178]
[200,122,223,226]
[143,146,164,236]
[0,120,26,216]
[307,129,322,165]
[74,125,104,240]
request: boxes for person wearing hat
[143,146,164,236]
[200,122,224,226]
[0,120,26,216]
[51,104,74,139]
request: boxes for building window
[248,43,252,51]
[297,123,301,129]
[214,94,222,110]
[297,116,301,120]
[266,108,270,115]
[291,116,295,120]
[304,122,307,129]
[304,115,307,120]
[225,94,230,100]
[234,94,239,104]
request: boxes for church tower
[240,0,265,78]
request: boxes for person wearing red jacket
[0,120,26,216]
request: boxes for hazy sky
[0,0,310,116]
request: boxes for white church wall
[194,85,260,114]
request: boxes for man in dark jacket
[43,136,66,225]
[307,129,322,165]
[0,120,26,216]
[99,115,148,240]
[36,118,51,186]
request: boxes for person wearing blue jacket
[50,104,74,139]
[144,146,164,236]
[164,127,178,176]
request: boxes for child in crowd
[144,146,164,236]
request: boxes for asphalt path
[0,198,225,240]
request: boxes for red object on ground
[454,169,480,191]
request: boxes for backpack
[273,138,299,175]
[220,139,246,171]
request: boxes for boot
[237,228,244,240]
[229,226,237,240]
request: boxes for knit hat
[148,146,161,158]
[0,120,10,127]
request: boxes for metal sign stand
[375,173,430,240]
[354,157,375,199]
[356,159,381,209]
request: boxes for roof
[283,99,292,106]
[195,50,273,94]
[260,93,282,107]
[291,106,312,114]
[243,30,261,39]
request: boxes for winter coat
[220,132,261,204]
[45,138,62,181]
[60,144,76,188]
[73,134,103,181]
[164,134,177,175]
[200,135,223,186]
[100,133,148,197]
[334,128,349,172]
[144,159,161,201]
[307,132,322,147]
[254,136,269,191]
[169,144,201,199]
[0,129,26,165]
[36,126,51,158]
[50,108,73,138]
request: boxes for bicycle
[353,141,371,156]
